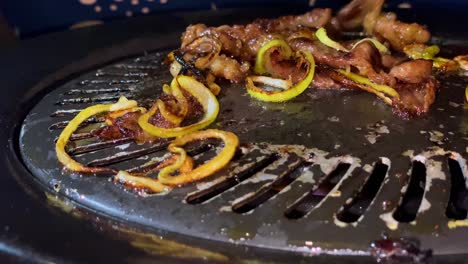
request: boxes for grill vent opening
[231,156,305,214]
[56,95,133,105]
[86,141,169,167]
[284,162,351,219]
[185,153,278,204]
[49,117,105,130]
[336,159,389,223]
[68,137,133,155]
[446,157,468,220]
[65,87,134,95]
[393,160,426,223]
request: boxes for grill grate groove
[86,140,170,167]
[55,95,134,105]
[186,153,278,204]
[49,117,105,130]
[67,137,134,155]
[65,87,135,95]
[336,159,389,223]
[284,162,352,219]
[231,156,306,214]
[393,160,427,223]
[446,157,468,219]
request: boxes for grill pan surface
[3,7,468,264]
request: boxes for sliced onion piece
[157,78,190,125]
[254,39,293,75]
[335,69,399,104]
[114,171,170,193]
[250,76,293,90]
[352,38,389,54]
[138,75,219,138]
[247,51,315,102]
[157,129,239,186]
[315,27,349,52]
[55,96,139,174]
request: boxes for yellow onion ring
[246,50,315,102]
[254,39,293,75]
[315,27,349,52]
[55,96,139,174]
[158,129,239,186]
[352,38,389,54]
[336,69,399,99]
[138,75,219,138]
[114,171,170,193]
[157,79,189,125]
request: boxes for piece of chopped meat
[289,39,395,86]
[180,8,333,66]
[207,54,249,82]
[311,68,345,89]
[336,0,384,31]
[263,50,306,83]
[348,41,395,86]
[373,12,430,51]
[389,59,433,84]
[93,112,156,143]
[393,77,438,116]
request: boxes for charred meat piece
[336,0,384,32]
[93,112,156,143]
[389,59,433,84]
[336,0,430,51]
[174,0,443,117]
[393,77,438,117]
[373,12,430,51]
[94,90,205,142]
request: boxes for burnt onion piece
[173,50,206,81]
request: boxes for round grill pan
[2,7,468,264]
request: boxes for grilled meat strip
[176,0,438,116]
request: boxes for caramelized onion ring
[138,75,219,138]
[158,129,239,186]
[55,96,139,174]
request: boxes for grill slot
[79,79,140,85]
[284,162,351,219]
[65,87,135,95]
[336,159,389,223]
[393,160,427,223]
[86,140,169,167]
[95,71,148,78]
[186,153,278,204]
[231,156,305,214]
[49,117,105,130]
[68,137,134,155]
[50,109,84,117]
[69,132,95,141]
[446,157,468,220]
[55,95,133,105]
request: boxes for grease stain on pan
[428,130,445,145]
[295,167,315,184]
[335,157,391,228]
[380,211,399,230]
[365,121,389,144]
